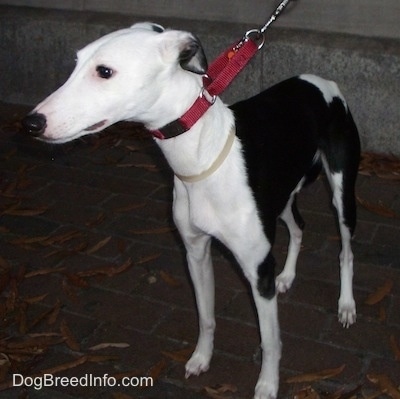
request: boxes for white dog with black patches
[22,23,360,399]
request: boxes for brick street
[0,102,399,398]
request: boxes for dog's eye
[96,65,113,79]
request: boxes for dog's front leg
[252,290,281,399]
[230,238,281,398]
[183,233,215,378]
[172,184,215,378]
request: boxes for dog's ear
[130,22,165,33]
[179,36,208,75]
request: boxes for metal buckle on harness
[200,87,217,105]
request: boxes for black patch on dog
[257,252,276,299]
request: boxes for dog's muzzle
[21,112,47,137]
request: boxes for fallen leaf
[0,269,10,295]
[18,302,28,334]
[367,374,400,399]
[62,278,79,303]
[36,355,88,376]
[112,393,135,399]
[326,384,362,399]
[86,236,112,255]
[357,196,399,219]
[77,258,133,278]
[65,273,89,288]
[47,300,62,325]
[286,364,346,383]
[5,279,18,312]
[293,386,320,399]
[9,235,50,246]
[204,384,238,399]
[364,279,393,305]
[389,335,400,361]
[0,353,11,382]
[23,293,48,305]
[147,358,168,381]
[43,230,83,245]
[136,253,161,265]
[24,267,66,278]
[3,335,64,353]
[159,270,182,288]
[85,212,106,227]
[89,342,130,351]
[28,302,60,332]
[130,226,175,235]
[27,332,63,338]
[0,256,11,270]
[117,239,127,253]
[60,319,80,352]
[2,206,48,216]
[161,347,193,363]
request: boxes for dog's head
[22,22,208,143]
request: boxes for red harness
[150,32,263,140]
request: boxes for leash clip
[244,29,265,50]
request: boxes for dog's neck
[155,97,235,179]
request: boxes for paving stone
[1,102,399,398]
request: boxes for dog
[22,22,360,399]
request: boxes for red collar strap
[150,32,263,139]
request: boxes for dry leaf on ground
[359,152,400,180]
[77,258,133,278]
[86,236,112,255]
[367,374,400,399]
[204,384,238,399]
[364,280,393,305]
[60,319,80,352]
[130,226,175,235]
[112,393,135,399]
[293,386,320,399]
[89,342,130,351]
[286,364,346,384]
[161,347,193,363]
[24,267,66,279]
[159,270,182,287]
[147,358,168,381]
[357,197,399,219]
[389,335,400,361]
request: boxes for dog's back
[231,74,360,243]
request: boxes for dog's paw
[185,352,211,378]
[275,272,295,293]
[338,299,356,328]
[254,380,278,399]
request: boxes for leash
[151,0,293,140]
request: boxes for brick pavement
[0,102,399,398]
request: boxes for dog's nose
[21,112,47,137]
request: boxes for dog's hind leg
[276,194,304,293]
[321,97,360,327]
[325,168,357,327]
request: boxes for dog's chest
[176,143,268,251]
